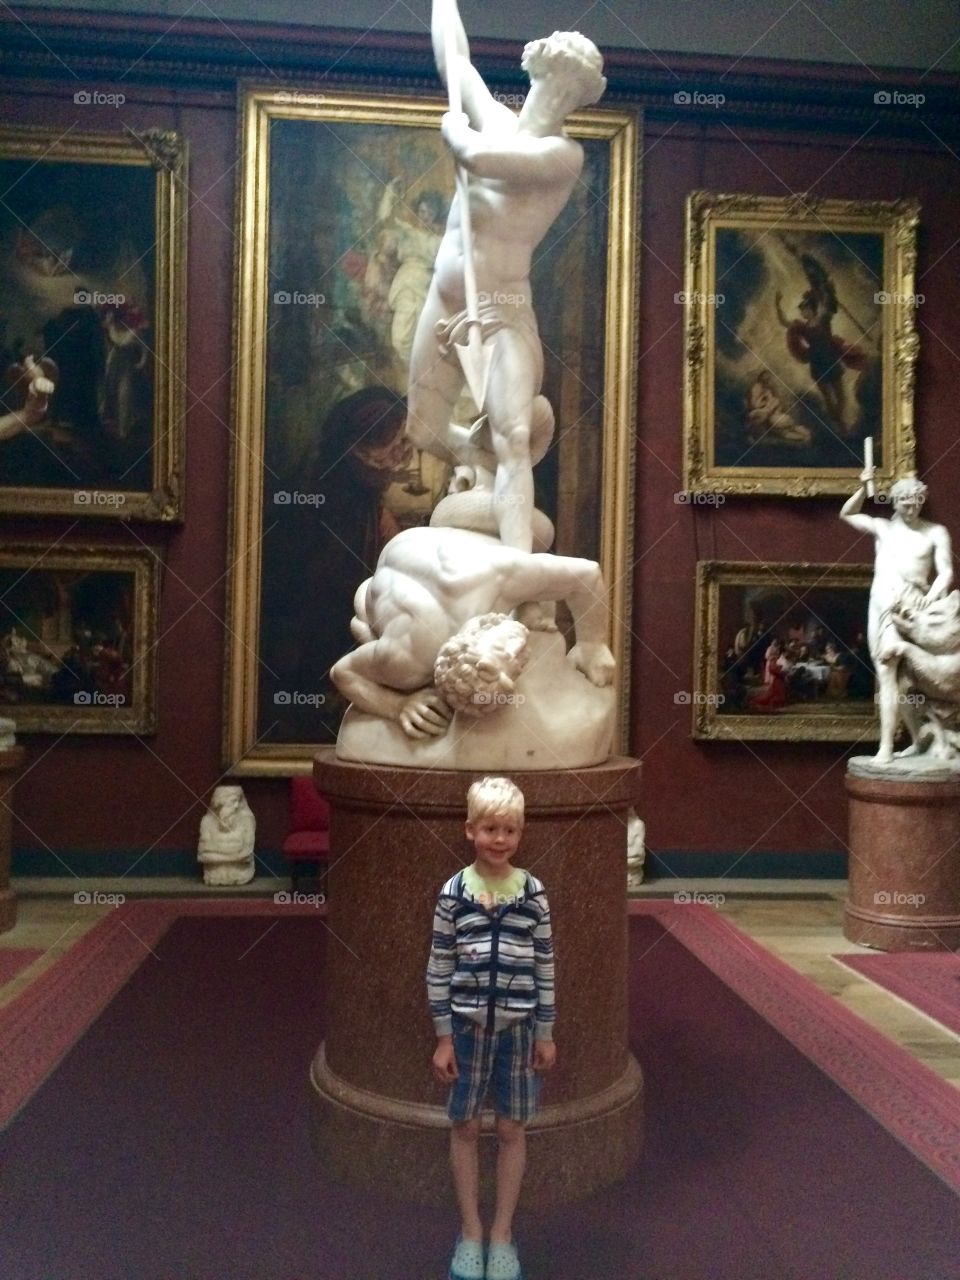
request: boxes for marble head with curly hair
[433,613,529,718]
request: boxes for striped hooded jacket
[426,869,555,1040]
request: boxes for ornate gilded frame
[0,542,160,734]
[225,88,640,774]
[694,560,878,742]
[0,126,187,521]
[683,192,919,498]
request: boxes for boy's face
[465,812,522,874]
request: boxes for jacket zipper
[486,916,502,1032]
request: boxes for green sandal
[485,1239,522,1280]
[449,1236,485,1280]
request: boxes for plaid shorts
[448,1011,541,1123]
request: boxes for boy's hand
[533,1040,556,1072]
[432,1036,459,1084]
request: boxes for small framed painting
[693,560,878,742]
[0,543,160,734]
[683,192,919,498]
[0,126,187,520]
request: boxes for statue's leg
[874,657,901,763]
[405,291,467,465]
[483,328,543,554]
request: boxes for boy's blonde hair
[466,775,525,825]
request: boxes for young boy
[426,776,556,1280]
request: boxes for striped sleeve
[530,880,556,1041]
[426,885,457,1035]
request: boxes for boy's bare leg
[489,1116,526,1243]
[450,1117,484,1241]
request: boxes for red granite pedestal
[308,752,644,1208]
[0,746,25,933]
[844,763,960,950]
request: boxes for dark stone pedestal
[0,746,25,933]
[308,752,644,1208]
[844,766,960,950]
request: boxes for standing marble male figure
[840,471,953,763]
[405,0,606,552]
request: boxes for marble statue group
[842,464,960,771]
[330,0,616,770]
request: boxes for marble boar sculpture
[891,590,960,760]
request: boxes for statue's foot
[893,743,921,759]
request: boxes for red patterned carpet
[834,948,960,1037]
[0,945,43,988]
[1,900,958,1280]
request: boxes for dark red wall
[634,120,960,855]
[3,15,958,864]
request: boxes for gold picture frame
[0,125,187,521]
[225,87,640,774]
[693,560,878,743]
[682,192,919,498]
[0,542,160,734]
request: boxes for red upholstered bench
[282,777,331,892]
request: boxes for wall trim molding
[1,7,957,138]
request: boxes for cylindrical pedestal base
[844,765,960,950]
[309,1043,643,1209]
[308,752,644,1207]
[0,746,25,934]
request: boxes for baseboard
[13,847,847,879]
[645,850,847,879]
[11,848,295,878]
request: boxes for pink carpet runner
[834,948,960,1037]
[1,899,958,1280]
[0,945,43,988]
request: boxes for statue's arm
[432,0,507,131]
[839,478,877,535]
[442,119,582,184]
[926,525,954,602]
[331,642,452,739]
[503,553,615,687]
